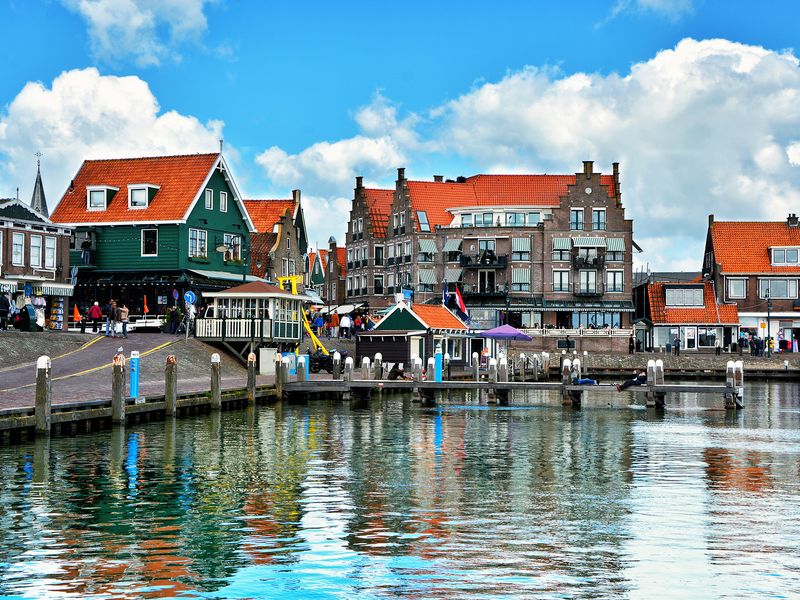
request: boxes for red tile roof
[412,304,468,330]
[336,247,346,275]
[243,199,296,233]
[711,221,800,273]
[363,188,394,237]
[51,153,220,224]
[405,174,616,228]
[249,232,278,277]
[647,281,739,325]
[217,280,296,296]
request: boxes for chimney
[433,175,443,182]
[708,214,714,227]
[612,162,621,208]
[355,176,363,189]
[69,179,74,193]
[583,160,593,179]
[789,213,799,227]
[397,167,405,181]
[292,189,301,205]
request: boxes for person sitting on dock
[387,364,412,381]
[616,370,647,392]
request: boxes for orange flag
[143,295,150,314]
[73,304,81,322]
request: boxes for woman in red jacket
[86,301,103,333]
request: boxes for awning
[334,303,363,315]
[573,237,606,247]
[512,268,530,283]
[418,268,437,285]
[444,268,463,283]
[552,237,571,250]
[418,239,437,254]
[443,239,462,252]
[0,279,17,293]
[605,238,625,252]
[188,269,263,283]
[38,283,75,297]
[512,237,531,252]
[541,299,635,312]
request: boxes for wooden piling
[297,355,308,382]
[472,352,480,381]
[247,352,257,404]
[561,358,572,405]
[165,355,178,417]
[34,356,52,436]
[487,358,498,404]
[275,355,284,397]
[426,357,436,382]
[343,357,354,381]
[361,357,371,380]
[111,352,126,425]
[374,353,383,380]
[332,351,341,380]
[210,353,222,410]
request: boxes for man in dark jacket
[0,293,9,331]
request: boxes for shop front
[0,279,74,331]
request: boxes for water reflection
[0,383,798,598]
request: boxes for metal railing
[196,318,272,339]
[521,328,633,337]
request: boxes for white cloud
[62,0,210,67]
[601,0,695,26]
[0,67,224,210]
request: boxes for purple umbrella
[479,324,533,341]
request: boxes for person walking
[715,338,721,356]
[330,312,340,338]
[109,300,120,338]
[673,335,680,357]
[0,292,9,331]
[628,335,635,355]
[340,313,351,339]
[119,303,130,339]
[87,301,103,333]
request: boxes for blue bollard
[434,344,443,382]
[130,350,140,399]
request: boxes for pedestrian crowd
[306,309,378,339]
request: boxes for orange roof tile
[336,247,346,275]
[243,199,296,233]
[711,221,800,273]
[412,304,468,330]
[51,153,220,224]
[647,281,739,325]
[405,174,617,228]
[363,188,394,237]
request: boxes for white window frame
[188,228,208,258]
[570,208,584,230]
[12,232,24,266]
[220,191,228,213]
[205,189,214,210]
[579,270,597,293]
[400,212,406,227]
[223,233,241,261]
[592,208,606,231]
[128,187,148,209]
[666,287,704,306]
[44,236,56,269]
[553,269,570,292]
[86,186,115,211]
[461,213,473,227]
[727,277,746,299]
[759,278,798,300]
[771,247,800,265]
[141,229,159,257]
[607,270,624,293]
[29,234,42,268]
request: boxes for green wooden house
[50,153,257,315]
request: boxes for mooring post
[34,355,52,436]
[734,360,744,408]
[332,351,341,380]
[653,359,666,408]
[583,351,589,377]
[519,353,526,382]
[165,355,178,417]
[210,353,222,410]
[426,357,436,381]
[361,356,371,380]
[498,357,508,382]
[247,352,257,404]
[561,358,573,405]
[486,357,498,404]
[275,354,284,397]
[111,351,126,424]
[297,355,308,382]
[724,360,737,409]
[571,358,581,381]
[645,359,657,407]
[374,353,383,379]
[472,352,480,381]
[444,352,450,381]
[543,352,550,377]
[343,356,354,381]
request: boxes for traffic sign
[172,288,179,300]
[184,290,197,305]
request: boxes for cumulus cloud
[600,0,695,26]
[0,68,224,210]
[62,0,211,67]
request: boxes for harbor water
[0,383,799,599]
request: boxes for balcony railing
[196,318,273,340]
[461,284,507,298]
[387,257,395,266]
[404,255,412,263]
[573,282,604,297]
[572,255,605,270]
[459,253,508,268]
[521,327,633,337]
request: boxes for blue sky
[2,0,799,269]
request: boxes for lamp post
[503,281,510,326]
[767,292,773,358]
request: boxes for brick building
[704,213,800,350]
[305,236,346,306]
[346,161,636,329]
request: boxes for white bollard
[426,357,436,381]
[361,356,371,380]
[561,358,572,384]
[498,357,508,382]
[374,353,383,379]
[344,356,354,381]
[332,351,341,380]
[297,355,307,382]
[655,359,665,385]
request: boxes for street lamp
[503,281,510,326]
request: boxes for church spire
[30,152,48,217]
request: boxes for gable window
[417,211,430,232]
[30,235,42,268]
[400,211,406,230]
[223,233,241,261]
[142,229,158,256]
[12,232,24,266]
[759,278,798,299]
[506,212,525,226]
[286,232,291,249]
[772,248,799,265]
[527,212,541,225]
[474,212,494,227]
[570,208,584,230]
[461,213,473,227]
[188,228,207,258]
[666,287,704,306]
[727,278,746,299]
[88,189,107,210]
[205,189,213,210]
[129,187,148,209]
[44,237,56,269]
[220,191,228,213]
[592,209,606,230]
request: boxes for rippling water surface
[1,384,800,599]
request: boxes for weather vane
[34,150,43,168]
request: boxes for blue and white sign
[184,290,197,305]
[172,288,179,300]
[23,283,33,297]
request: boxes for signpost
[130,351,140,401]
[184,290,196,305]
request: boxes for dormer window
[86,186,118,210]
[772,248,799,265]
[665,286,704,307]
[127,184,159,209]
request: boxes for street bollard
[374,353,383,379]
[247,352,257,404]
[434,344,443,382]
[35,355,52,435]
[361,356,371,380]
[210,353,222,410]
[297,355,308,382]
[165,355,178,416]
[343,356,354,381]
[130,350,140,401]
[111,351,126,424]
[333,351,341,380]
